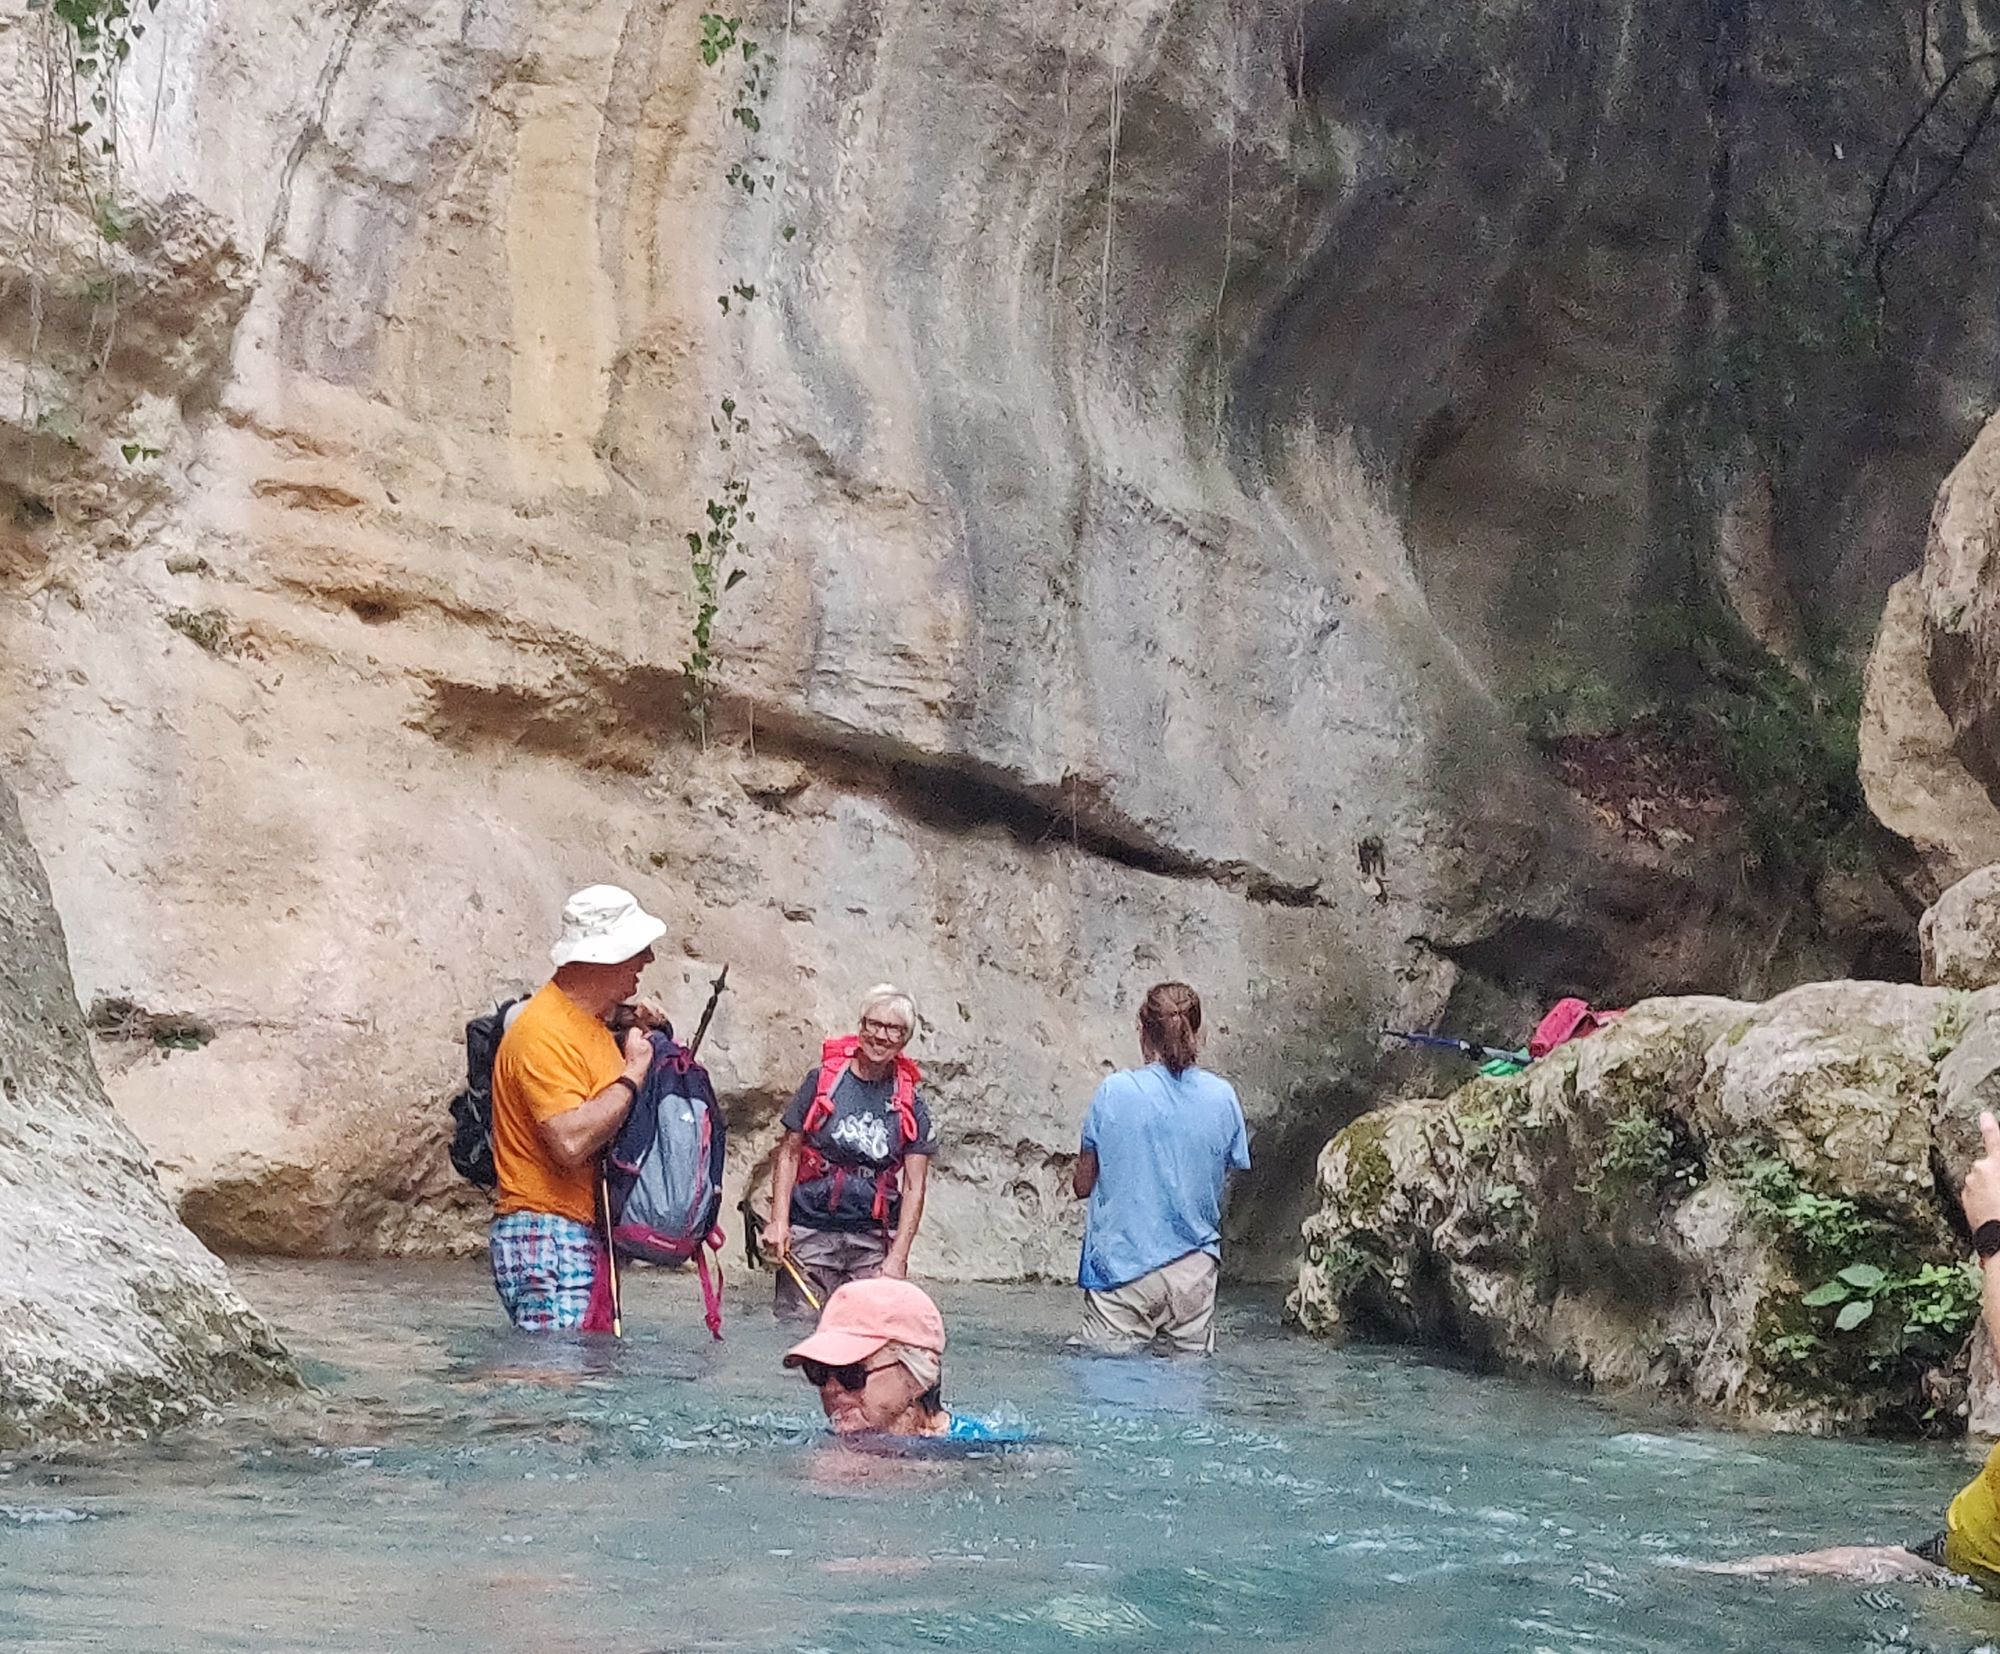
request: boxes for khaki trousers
[1078,1249,1221,1355]
[773,1223,888,1320]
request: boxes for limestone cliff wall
[3,1,1998,1272]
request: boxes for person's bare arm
[883,1153,930,1278]
[1961,1110,2000,1349]
[764,1130,804,1256]
[537,1029,651,1170]
[1072,1147,1098,1200]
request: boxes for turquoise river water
[3,1261,1999,1653]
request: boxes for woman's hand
[763,1217,792,1258]
[1963,1110,2000,1232]
[879,1252,909,1281]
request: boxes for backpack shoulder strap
[803,1036,859,1136]
[888,1054,923,1147]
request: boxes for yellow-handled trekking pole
[776,1248,822,1314]
[741,1201,822,1313]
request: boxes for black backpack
[447,997,525,1190]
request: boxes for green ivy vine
[22,0,165,460]
[681,9,797,740]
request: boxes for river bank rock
[1289,985,1998,1434]
[1921,412,2000,803]
[1923,866,2000,991]
[0,777,296,1447]
[1861,578,2000,904]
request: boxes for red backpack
[1528,997,1624,1059]
[796,1035,922,1224]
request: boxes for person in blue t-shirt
[1072,981,1250,1355]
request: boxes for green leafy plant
[1761,1329,1824,1368]
[1313,1236,1384,1302]
[1601,1112,1674,1183]
[1737,1155,1874,1261]
[681,3,805,742]
[1900,1262,1983,1340]
[681,398,754,742]
[1588,1109,1702,1203]
[1800,1260,1979,1346]
[1801,1262,1891,1331]
[1737,1152,1982,1414]
[1513,658,1626,747]
[22,0,166,444]
[34,0,160,155]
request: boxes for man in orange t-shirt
[488,884,666,1331]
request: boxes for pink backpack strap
[805,1036,860,1136]
[695,1228,725,1341]
[889,1053,923,1145]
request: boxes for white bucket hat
[549,884,667,967]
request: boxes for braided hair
[1139,981,1202,1075]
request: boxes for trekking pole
[1379,1027,1530,1067]
[687,963,729,1058]
[598,1174,624,1339]
[740,1202,822,1313]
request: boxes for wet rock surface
[0,777,296,1446]
[1290,986,1999,1434]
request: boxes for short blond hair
[860,983,917,1034]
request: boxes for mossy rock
[1291,985,1994,1435]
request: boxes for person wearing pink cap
[782,1278,1007,1442]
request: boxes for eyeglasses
[799,1357,896,1391]
[859,1018,911,1041]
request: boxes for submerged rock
[0,777,296,1446]
[1289,986,1998,1434]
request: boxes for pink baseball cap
[781,1278,947,1368]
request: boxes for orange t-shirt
[491,981,624,1227]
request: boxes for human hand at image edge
[1962,1110,2000,1233]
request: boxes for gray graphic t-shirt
[782,1064,937,1232]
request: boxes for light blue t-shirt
[1077,1064,1250,1292]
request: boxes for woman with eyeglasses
[763,985,937,1317]
[783,1278,1006,1442]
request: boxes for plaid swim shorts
[490,1211,599,1331]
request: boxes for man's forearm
[542,1080,637,1169]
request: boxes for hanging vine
[21,0,162,443]
[682,8,798,743]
